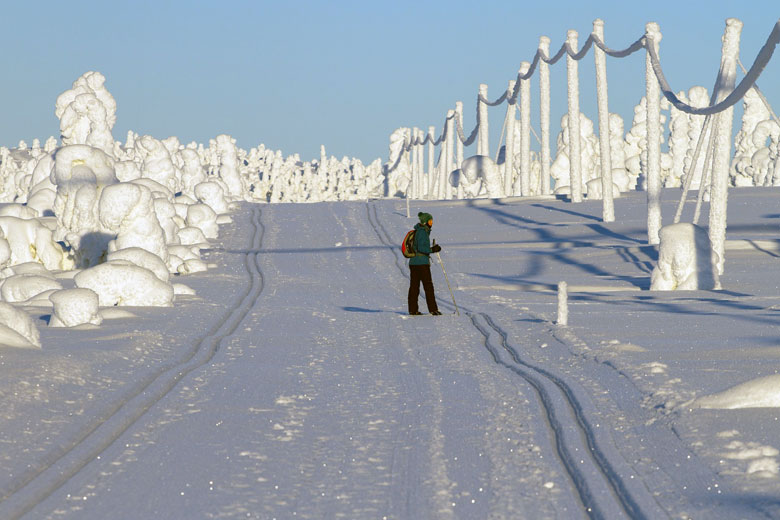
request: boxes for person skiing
[408,212,442,315]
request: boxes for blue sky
[0,1,777,164]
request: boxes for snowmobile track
[366,200,665,520]
[0,204,266,520]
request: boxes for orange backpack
[401,229,417,258]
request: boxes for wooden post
[478,84,490,157]
[503,80,517,194]
[709,18,743,275]
[593,19,615,222]
[645,22,663,244]
[539,36,552,195]
[519,61,532,196]
[566,30,583,203]
[455,101,465,199]
[427,126,435,199]
[444,110,455,200]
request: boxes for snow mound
[0,216,73,271]
[75,260,173,307]
[0,302,41,348]
[0,274,62,303]
[694,374,780,409]
[49,288,102,327]
[107,247,170,282]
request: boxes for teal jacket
[409,223,433,266]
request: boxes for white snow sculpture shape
[462,155,503,198]
[49,288,102,327]
[215,134,244,199]
[55,71,117,155]
[107,247,170,283]
[0,302,41,348]
[75,260,173,307]
[194,181,229,214]
[99,182,168,263]
[0,216,72,270]
[178,149,206,198]
[186,204,218,239]
[624,97,648,189]
[135,135,177,193]
[0,274,62,303]
[650,223,720,291]
[385,128,411,197]
[731,89,771,187]
[607,113,631,192]
[551,113,599,195]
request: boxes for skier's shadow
[342,306,407,315]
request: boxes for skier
[408,212,442,315]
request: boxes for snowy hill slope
[2,189,780,518]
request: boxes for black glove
[431,244,442,253]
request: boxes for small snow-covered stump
[0,302,41,348]
[557,281,568,326]
[75,260,174,307]
[49,288,102,327]
[650,223,720,291]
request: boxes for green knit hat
[418,212,433,225]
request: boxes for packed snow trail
[22,201,588,519]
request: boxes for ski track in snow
[0,205,265,519]
[367,201,665,519]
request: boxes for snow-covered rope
[645,19,780,115]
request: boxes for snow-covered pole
[557,281,568,326]
[455,101,465,199]
[410,131,418,201]
[539,36,552,195]
[406,135,411,218]
[593,19,615,222]
[645,22,663,245]
[444,110,455,200]
[566,30,583,203]
[427,126,435,199]
[709,18,743,275]
[519,61,532,196]
[503,80,517,194]
[478,84,490,157]
[417,128,426,200]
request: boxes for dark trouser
[408,264,438,314]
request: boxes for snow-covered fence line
[387,18,780,242]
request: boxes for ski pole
[435,248,459,316]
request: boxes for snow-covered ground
[1,188,780,518]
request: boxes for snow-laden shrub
[134,135,178,193]
[177,226,208,246]
[650,223,720,291]
[178,149,206,198]
[0,274,62,303]
[194,181,229,214]
[186,204,218,239]
[0,237,10,269]
[0,216,73,271]
[115,160,141,182]
[215,134,243,198]
[462,155,502,198]
[51,145,117,267]
[0,302,41,348]
[49,288,102,327]
[153,198,180,245]
[0,204,38,219]
[178,259,208,274]
[55,71,117,155]
[107,247,170,282]
[98,182,168,263]
[75,260,173,307]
